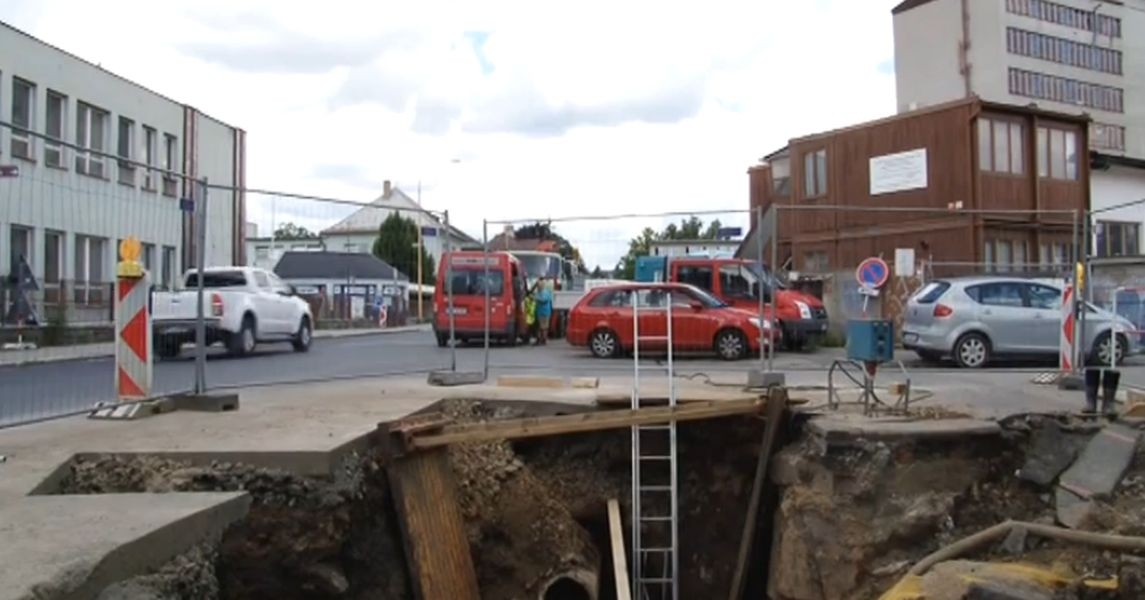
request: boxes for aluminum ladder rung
[639,547,675,553]
[639,485,673,492]
[637,335,670,342]
[639,577,675,584]
[640,515,673,522]
[639,455,671,461]
[638,424,671,431]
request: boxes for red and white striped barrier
[1060,283,1075,374]
[114,238,152,400]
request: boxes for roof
[1092,151,1145,171]
[0,20,241,131]
[790,96,1090,145]
[891,0,940,15]
[486,233,563,252]
[321,185,478,243]
[274,251,408,281]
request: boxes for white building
[648,239,742,259]
[891,0,1145,262]
[320,180,478,277]
[244,230,326,272]
[0,21,245,323]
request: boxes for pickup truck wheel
[292,317,312,352]
[157,339,181,359]
[228,315,257,356]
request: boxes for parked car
[152,267,314,358]
[902,276,1139,368]
[565,282,780,360]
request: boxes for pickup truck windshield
[184,271,248,289]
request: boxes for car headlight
[794,300,812,320]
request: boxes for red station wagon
[565,282,780,360]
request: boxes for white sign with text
[870,148,928,195]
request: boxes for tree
[513,221,587,273]
[613,216,725,280]
[590,265,604,278]
[274,222,318,239]
[372,213,436,285]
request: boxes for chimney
[383,180,392,197]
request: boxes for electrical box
[846,319,894,362]
[634,256,668,283]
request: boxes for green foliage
[372,213,436,285]
[590,265,604,278]
[613,216,724,280]
[273,222,318,239]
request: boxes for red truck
[634,255,828,350]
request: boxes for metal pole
[756,204,766,373]
[445,210,456,372]
[193,178,209,394]
[483,220,491,381]
[768,205,778,373]
[1074,209,1085,375]
[416,181,424,322]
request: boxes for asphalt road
[3,329,1145,427]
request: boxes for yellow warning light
[1075,262,1085,290]
[117,236,145,279]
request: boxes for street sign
[716,227,743,239]
[0,165,19,178]
[856,257,890,290]
[421,226,438,237]
[179,197,195,213]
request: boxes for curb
[0,325,431,368]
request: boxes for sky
[1,0,901,270]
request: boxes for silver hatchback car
[901,276,1139,368]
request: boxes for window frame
[75,102,110,178]
[162,133,178,196]
[801,148,827,198]
[117,116,136,186]
[44,91,67,168]
[11,77,36,160]
[977,117,1025,175]
[1036,125,1080,181]
[1095,221,1141,258]
[142,125,158,191]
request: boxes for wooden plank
[386,447,481,600]
[607,499,632,600]
[496,375,568,389]
[409,398,766,450]
[728,387,788,600]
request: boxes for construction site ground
[2,368,1145,599]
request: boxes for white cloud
[1,0,900,270]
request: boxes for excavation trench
[37,400,1145,599]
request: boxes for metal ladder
[630,288,679,600]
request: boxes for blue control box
[846,319,895,362]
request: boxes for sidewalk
[0,324,431,367]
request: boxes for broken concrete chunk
[1000,525,1028,555]
[1058,422,1142,500]
[1054,485,1096,530]
[1016,420,1087,487]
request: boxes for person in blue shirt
[533,276,554,345]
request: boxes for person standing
[534,276,554,345]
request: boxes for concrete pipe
[538,569,599,600]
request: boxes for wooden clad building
[746,97,1090,275]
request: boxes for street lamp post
[416,180,425,322]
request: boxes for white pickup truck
[151,266,314,358]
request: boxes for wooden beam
[608,499,632,600]
[408,398,766,450]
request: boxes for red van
[433,251,529,346]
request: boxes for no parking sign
[856,257,890,291]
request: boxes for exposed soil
[61,453,412,600]
[768,414,1145,600]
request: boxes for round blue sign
[856,257,890,289]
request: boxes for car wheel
[157,339,181,359]
[715,329,748,361]
[228,315,257,356]
[953,333,990,369]
[292,317,312,352]
[1091,332,1125,366]
[589,329,620,358]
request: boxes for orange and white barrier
[1060,283,1075,374]
[114,237,152,400]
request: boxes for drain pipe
[537,569,599,600]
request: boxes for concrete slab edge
[38,493,252,600]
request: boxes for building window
[161,245,176,290]
[1036,126,1078,180]
[142,126,158,191]
[802,149,827,198]
[75,102,110,177]
[43,230,63,304]
[141,242,156,273]
[1095,221,1140,258]
[804,251,829,272]
[771,157,791,196]
[44,91,67,168]
[117,116,136,186]
[1090,123,1126,152]
[977,118,1024,174]
[162,133,178,196]
[73,235,108,305]
[9,225,32,273]
[1006,0,1121,38]
[1006,27,1122,75]
[11,78,35,159]
[1009,67,1124,113]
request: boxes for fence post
[193,177,209,395]
[482,219,491,381]
[768,204,779,374]
[445,209,456,372]
[755,204,766,374]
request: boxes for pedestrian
[534,276,553,345]
[523,289,538,344]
